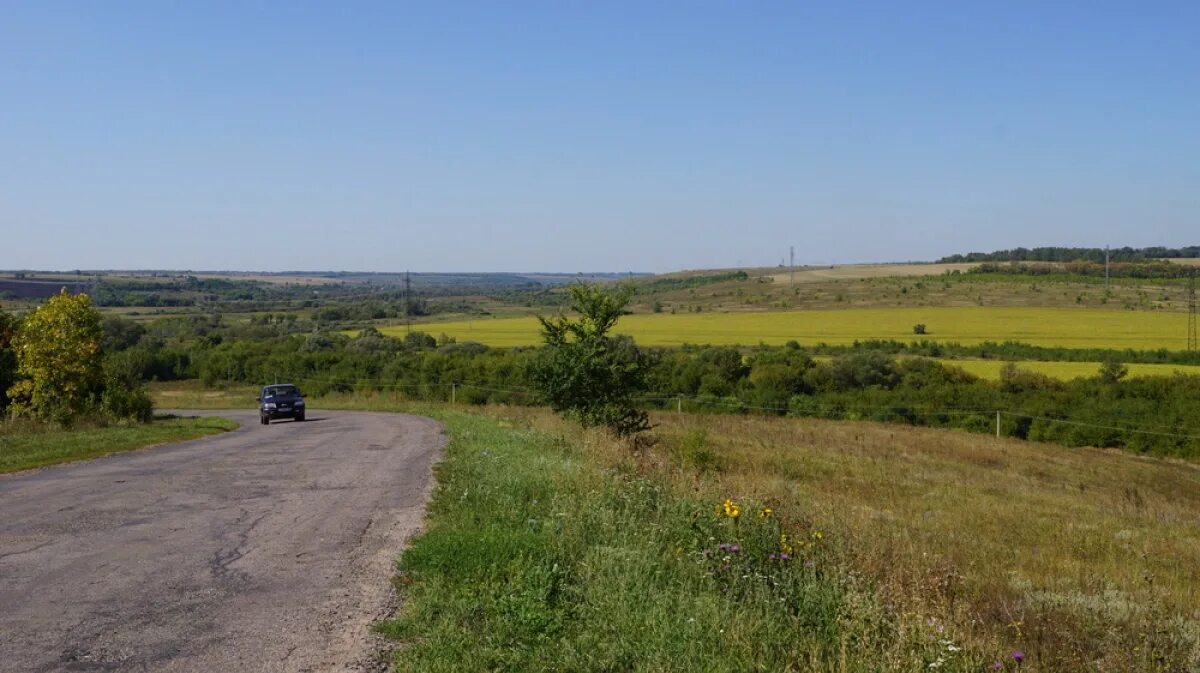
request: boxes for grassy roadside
[376,406,986,672]
[142,383,1199,669]
[0,415,239,474]
[353,397,1198,672]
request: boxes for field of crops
[936,358,1200,380]
[394,306,1190,350]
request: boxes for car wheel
[261,415,269,425]
[295,412,305,422]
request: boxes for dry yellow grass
[149,381,258,409]
[496,406,1200,671]
[764,262,979,284]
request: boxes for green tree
[0,305,17,412]
[531,283,650,436]
[1098,359,1129,384]
[7,290,104,423]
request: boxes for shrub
[1098,359,1129,384]
[100,352,154,422]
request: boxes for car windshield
[263,386,299,397]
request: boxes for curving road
[0,410,444,673]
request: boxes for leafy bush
[100,352,154,422]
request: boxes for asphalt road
[0,410,445,673]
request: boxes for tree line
[968,260,1198,279]
[12,285,1200,456]
[940,246,1200,264]
[70,287,1200,457]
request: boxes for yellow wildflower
[758,507,774,519]
[722,499,741,519]
[779,533,794,554]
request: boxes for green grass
[391,306,1193,350]
[0,415,238,473]
[377,406,988,672]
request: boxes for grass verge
[0,415,239,473]
[376,406,990,672]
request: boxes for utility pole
[1104,245,1110,292]
[1189,272,1197,352]
[404,271,412,334]
[789,246,795,288]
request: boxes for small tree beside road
[6,290,153,424]
[531,283,651,437]
[7,290,104,423]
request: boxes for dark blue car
[258,384,306,424]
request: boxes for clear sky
[2,2,1197,272]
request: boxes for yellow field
[936,358,1200,380]
[392,306,1190,350]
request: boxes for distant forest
[939,246,1200,264]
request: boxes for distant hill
[939,246,1200,264]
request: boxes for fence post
[451,383,456,405]
[996,410,1001,438]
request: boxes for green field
[393,306,1191,350]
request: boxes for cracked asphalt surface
[0,410,445,673]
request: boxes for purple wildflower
[991,662,1003,671]
[1012,651,1025,664]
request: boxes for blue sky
[1,2,1197,272]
